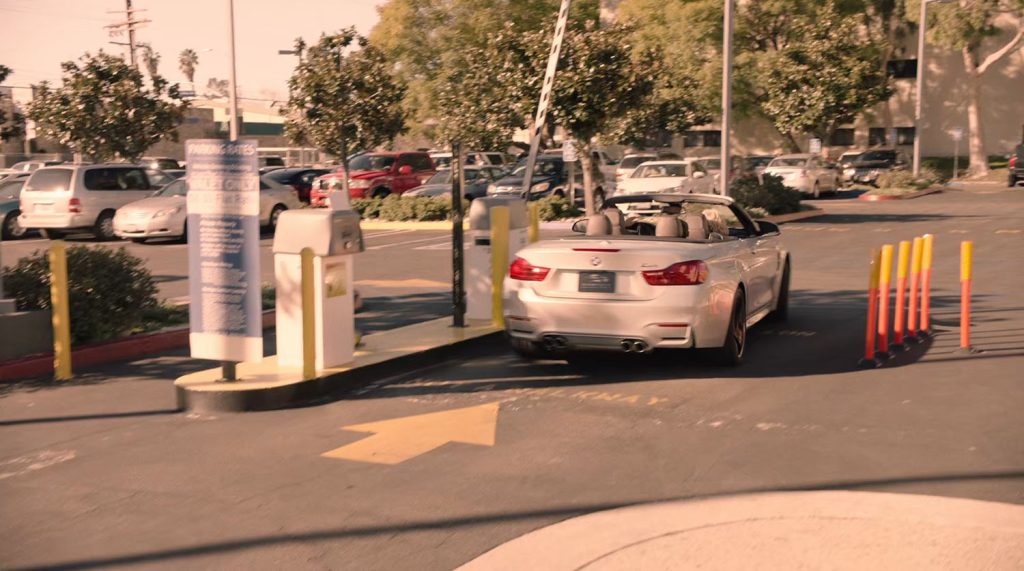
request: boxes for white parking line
[995,229,1021,234]
[365,229,417,239]
[367,235,459,250]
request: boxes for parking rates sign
[185,139,263,362]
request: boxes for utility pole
[105,0,150,67]
[227,0,240,141]
[720,0,734,197]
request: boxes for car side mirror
[757,220,780,235]
[398,165,413,175]
[693,171,706,179]
[571,219,588,234]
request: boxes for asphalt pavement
[1,187,1023,570]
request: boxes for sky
[0,0,386,103]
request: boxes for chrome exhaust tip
[621,340,634,352]
[632,341,648,353]
[544,335,569,351]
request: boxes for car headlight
[530,181,550,193]
[486,184,497,194]
[349,179,371,189]
[153,207,181,218]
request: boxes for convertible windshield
[349,154,396,171]
[632,164,689,178]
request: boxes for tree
[178,48,199,91]
[205,77,230,98]
[284,29,406,194]
[27,51,188,162]
[523,22,655,214]
[138,43,160,78]
[739,1,893,152]
[920,0,1024,176]
[0,64,25,142]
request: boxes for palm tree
[138,43,160,78]
[179,48,199,93]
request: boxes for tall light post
[226,0,240,141]
[720,0,735,197]
[913,0,955,177]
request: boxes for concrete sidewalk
[461,491,1024,570]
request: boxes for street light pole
[720,0,735,197]
[912,0,928,178]
[227,0,240,142]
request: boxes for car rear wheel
[268,204,286,232]
[708,291,746,366]
[93,211,116,241]
[372,188,391,199]
[2,210,26,240]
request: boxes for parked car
[310,151,435,205]
[112,175,301,243]
[503,192,789,365]
[18,164,163,240]
[1008,144,1024,187]
[258,155,286,170]
[402,166,507,201]
[764,154,840,198]
[263,167,332,203]
[845,149,908,186]
[739,155,776,177]
[836,150,865,186]
[488,155,607,205]
[140,156,182,171]
[617,160,715,196]
[0,160,64,182]
[1,173,31,239]
[144,169,182,189]
[614,151,681,186]
[429,151,507,168]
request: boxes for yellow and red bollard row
[860,235,974,367]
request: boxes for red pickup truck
[311,151,435,206]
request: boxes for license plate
[579,271,615,293]
[34,203,53,213]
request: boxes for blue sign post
[185,139,263,369]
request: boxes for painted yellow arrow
[321,402,500,465]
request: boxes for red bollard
[859,249,882,368]
[876,244,894,359]
[920,234,934,336]
[960,241,974,353]
[891,240,911,351]
[907,237,923,340]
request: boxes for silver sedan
[113,176,301,243]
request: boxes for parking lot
[1,188,1023,569]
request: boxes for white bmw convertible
[503,193,790,365]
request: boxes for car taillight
[68,198,82,213]
[642,260,708,286]
[1010,156,1017,168]
[509,257,550,281]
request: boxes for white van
[18,164,158,240]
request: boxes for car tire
[768,260,790,323]
[41,229,67,240]
[708,290,747,366]
[268,204,286,233]
[372,188,391,199]
[93,211,117,241]
[509,336,550,360]
[2,210,26,240]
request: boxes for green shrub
[352,197,383,218]
[2,246,158,344]
[877,169,935,190]
[729,174,802,215]
[412,197,451,221]
[536,195,582,221]
[378,195,417,221]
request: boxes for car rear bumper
[18,212,92,229]
[504,285,729,351]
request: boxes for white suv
[18,164,158,240]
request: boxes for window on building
[830,128,855,147]
[887,59,918,79]
[896,127,916,145]
[682,130,722,148]
[868,128,888,146]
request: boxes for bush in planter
[536,195,582,221]
[877,168,938,190]
[729,174,802,215]
[378,195,417,221]
[2,246,158,344]
[352,197,384,218]
[412,197,451,221]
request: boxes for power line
[105,0,151,67]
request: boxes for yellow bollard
[48,240,72,380]
[528,202,540,244]
[892,240,911,347]
[490,206,510,328]
[300,247,316,380]
[920,234,934,333]
[908,236,923,336]
[877,244,894,353]
[960,240,973,351]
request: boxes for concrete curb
[858,187,943,201]
[0,310,276,382]
[175,323,503,413]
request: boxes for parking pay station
[466,197,528,320]
[272,198,363,370]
